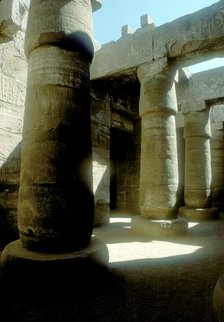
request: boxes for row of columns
[0,0,221,271]
[132,59,218,237]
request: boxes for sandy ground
[0,214,224,322]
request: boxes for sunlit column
[132,59,188,237]
[138,60,179,219]
[179,108,218,220]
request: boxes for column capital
[184,110,211,139]
[137,58,168,81]
[91,0,102,12]
[138,58,178,117]
[0,0,29,38]
[137,58,178,82]
[25,0,95,61]
[182,100,207,114]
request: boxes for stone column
[211,118,224,212]
[179,108,218,221]
[1,0,108,272]
[131,59,188,237]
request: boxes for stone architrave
[1,0,108,271]
[179,108,218,221]
[131,59,188,237]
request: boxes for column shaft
[18,0,95,252]
[211,124,224,205]
[138,61,179,219]
[184,110,212,208]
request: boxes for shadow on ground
[0,214,223,321]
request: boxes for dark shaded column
[1,0,108,273]
[211,121,224,211]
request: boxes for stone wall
[111,119,140,215]
[91,92,111,225]
[91,79,140,222]
[0,0,28,244]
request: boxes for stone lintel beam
[164,1,224,61]
[91,1,224,80]
[0,0,29,38]
[91,29,154,79]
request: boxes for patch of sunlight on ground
[107,216,202,263]
[107,241,202,263]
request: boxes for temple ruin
[0,0,224,321]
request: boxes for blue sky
[92,0,223,73]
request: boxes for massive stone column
[131,59,187,237]
[1,0,108,272]
[210,110,224,212]
[179,108,218,221]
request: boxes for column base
[213,274,224,321]
[0,237,109,283]
[178,206,218,222]
[131,215,188,238]
[93,203,110,227]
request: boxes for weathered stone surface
[0,0,29,38]
[138,62,179,219]
[91,2,224,80]
[17,0,95,253]
[179,206,218,222]
[1,237,109,272]
[0,1,28,245]
[24,0,94,60]
[178,67,224,114]
[91,0,102,12]
[0,0,224,247]
[131,215,188,238]
[184,110,212,208]
[211,108,224,206]
[213,274,224,322]
[91,95,110,225]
